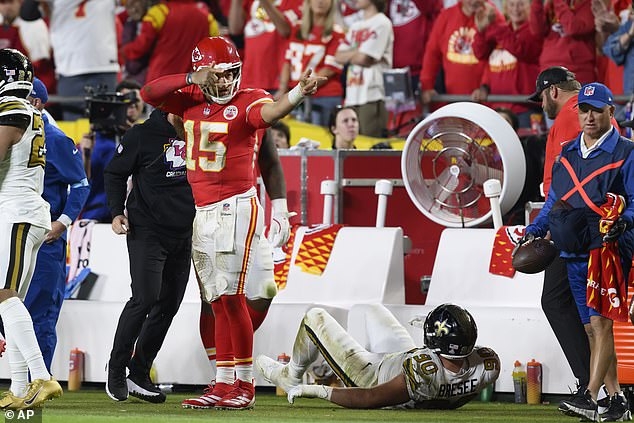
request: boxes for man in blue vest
[518,82,634,422]
[24,77,90,371]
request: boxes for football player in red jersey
[141,36,324,410]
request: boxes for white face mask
[197,63,242,104]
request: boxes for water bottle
[276,353,290,396]
[68,348,84,391]
[527,359,542,405]
[512,360,527,403]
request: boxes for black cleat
[601,392,632,422]
[559,389,599,422]
[106,366,128,401]
[127,373,166,404]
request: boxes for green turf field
[22,390,579,422]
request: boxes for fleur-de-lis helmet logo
[434,319,449,337]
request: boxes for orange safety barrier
[615,293,634,384]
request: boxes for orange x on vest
[559,156,624,216]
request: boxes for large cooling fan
[401,102,526,227]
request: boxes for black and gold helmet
[424,303,477,358]
[0,49,33,99]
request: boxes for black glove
[512,232,535,257]
[603,217,628,243]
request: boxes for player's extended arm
[259,0,291,37]
[140,74,191,114]
[258,133,286,200]
[288,374,411,409]
[260,68,326,124]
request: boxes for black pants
[541,255,591,386]
[109,226,191,376]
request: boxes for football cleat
[214,379,255,410]
[256,354,301,393]
[20,378,62,409]
[0,391,23,410]
[559,389,599,421]
[182,381,233,409]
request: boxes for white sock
[235,364,252,384]
[216,366,234,385]
[0,297,50,381]
[6,341,27,397]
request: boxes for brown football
[512,238,558,274]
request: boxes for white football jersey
[378,346,500,409]
[0,96,50,230]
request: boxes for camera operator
[80,79,146,223]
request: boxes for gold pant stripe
[5,223,30,291]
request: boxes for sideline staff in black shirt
[103,109,195,403]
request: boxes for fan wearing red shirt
[420,0,505,106]
[229,0,302,91]
[141,36,324,410]
[278,0,345,125]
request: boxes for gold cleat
[0,391,24,410]
[20,378,63,409]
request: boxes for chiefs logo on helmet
[192,47,203,63]
[191,37,242,105]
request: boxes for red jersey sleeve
[553,0,595,36]
[487,21,542,63]
[529,0,549,38]
[141,74,197,116]
[472,28,495,61]
[244,89,274,129]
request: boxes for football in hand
[512,238,557,274]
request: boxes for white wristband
[287,84,305,106]
[271,198,289,214]
[320,385,333,400]
[57,215,73,229]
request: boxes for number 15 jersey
[166,86,273,207]
[0,96,50,230]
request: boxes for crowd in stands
[2,0,632,135]
[5,0,634,224]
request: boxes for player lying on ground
[256,303,499,409]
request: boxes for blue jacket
[81,131,116,222]
[603,20,634,95]
[527,127,634,259]
[42,113,90,240]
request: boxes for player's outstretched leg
[255,355,302,393]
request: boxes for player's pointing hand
[299,68,326,97]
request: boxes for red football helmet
[191,37,241,104]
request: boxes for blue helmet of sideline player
[424,303,478,359]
